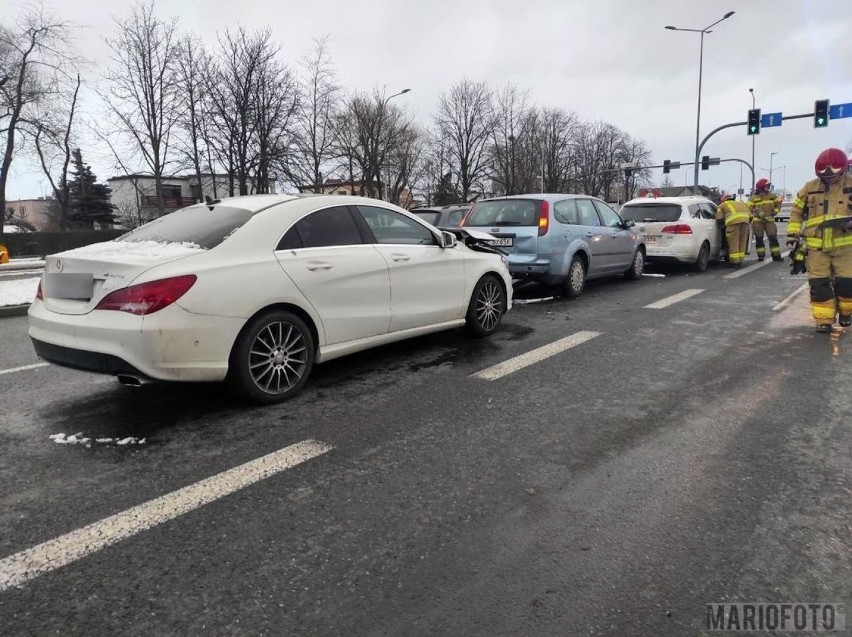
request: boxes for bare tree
[283,36,341,192]
[489,83,529,195]
[174,34,208,201]
[102,0,180,216]
[540,107,579,193]
[416,130,459,205]
[253,52,298,194]
[205,27,295,196]
[385,124,422,208]
[33,73,80,230]
[0,7,74,243]
[434,79,494,202]
[334,89,412,200]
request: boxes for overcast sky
[5,0,852,200]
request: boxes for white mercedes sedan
[28,195,513,403]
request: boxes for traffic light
[701,156,710,171]
[814,99,829,128]
[624,167,633,179]
[747,108,761,135]
[663,160,671,174]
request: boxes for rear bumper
[645,238,702,263]
[31,339,149,378]
[27,300,243,382]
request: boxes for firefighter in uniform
[748,178,783,261]
[716,194,751,267]
[786,148,852,332]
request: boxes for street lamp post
[749,88,756,194]
[665,11,735,195]
[377,88,411,200]
[768,152,777,187]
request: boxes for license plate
[487,237,514,247]
[43,273,94,300]
[646,235,660,243]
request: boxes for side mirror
[440,231,458,249]
[622,219,636,228]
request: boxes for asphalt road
[1,248,850,636]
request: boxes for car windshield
[414,211,440,225]
[620,203,682,223]
[465,200,538,226]
[117,205,254,249]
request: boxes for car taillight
[538,200,550,236]
[94,275,197,315]
[660,224,693,235]
[36,279,43,300]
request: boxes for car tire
[562,255,586,298]
[464,274,506,337]
[227,310,315,404]
[625,248,645,280]
[693,242,710,272]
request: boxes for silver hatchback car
[460,194,646,297]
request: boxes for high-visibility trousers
[0,244,8,265]
[807,247,852,325]
[725,223,749,264]
[752,218,781,259]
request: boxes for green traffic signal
[814,99,829,128]
[747,108,761,136]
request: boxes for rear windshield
[117,205,253,249]
[465,199,539,226]
[414,211,440,225]
[620,203,682,223]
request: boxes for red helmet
[815,148,848,184]
[755,178,770,191]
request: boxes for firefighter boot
[815,324,832,333]
[840,315,852,327]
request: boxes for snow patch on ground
[50,433,146,447]
[0,277,40,307]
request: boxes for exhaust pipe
[117,374,147,388]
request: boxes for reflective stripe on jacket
[747,192,782,220]
[719,200,751,226]
[788,175,852,250]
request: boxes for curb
[0,304,30,318]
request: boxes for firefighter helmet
[815,148,848,184]
[755,178,770,191]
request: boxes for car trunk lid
[461,199,545,255]
[41,240,206,315]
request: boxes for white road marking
[0,363,48,376]
[773,282,810,312]
[724,250,790,279]
[472,331,602,381]
[0,439,333,592]
[644,289,704,309]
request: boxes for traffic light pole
[693,112,815,193]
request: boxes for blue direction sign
[760,112,783,128]
[829,103,852,119]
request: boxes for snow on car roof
[58,239,206,259]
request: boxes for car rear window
[414,211,440,225]
[118,204,253,249]
[465,199,538,226]
[620,203,683,223]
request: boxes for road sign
[760,112,782,128]
[829,103,852,120]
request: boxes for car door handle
[305,261,333,271]
[390,253,410,262]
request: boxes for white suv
[619,195,723,271]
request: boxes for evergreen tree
[68,149,116,228]
[433,172,462,206]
